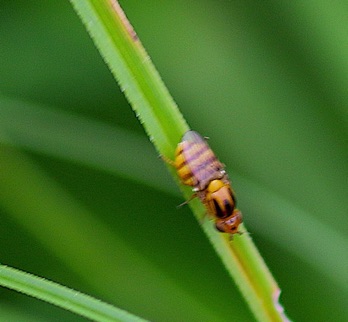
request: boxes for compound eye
[215,221,226,232]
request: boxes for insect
[163,130,243,235]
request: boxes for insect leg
[176,193,197,208]
[159,154,175,166]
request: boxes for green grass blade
[0,264,147,322]
[70,0,188,156]
[69,1,291,321]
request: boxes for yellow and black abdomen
[174,142,199,187]
[174,131,224,191]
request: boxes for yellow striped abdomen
[175,143,198,187]
[175,137,223,191]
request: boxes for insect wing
[181,131,224,190]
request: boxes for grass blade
[0,264,147,322]
[68,1,290,321]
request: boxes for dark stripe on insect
[194,154,219,172]
[178,166,194,180]
[185,144,211,164]
[175,151,187,168]
[176,161,189,173]
[176,160,195,181]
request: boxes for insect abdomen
[178,138,223,190]
[175,143,198,187]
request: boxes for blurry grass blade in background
[0,96,176,195]
[0,265,148,322]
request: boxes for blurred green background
[0,1,347,321]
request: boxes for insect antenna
[176,193,197,208]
